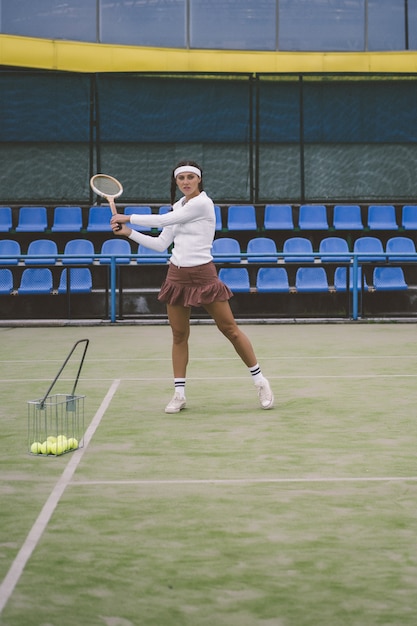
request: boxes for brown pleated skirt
[158,261,233,307]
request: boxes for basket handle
[39,339,89,407]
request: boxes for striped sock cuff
[249,364,261,377]
[249,364,264,384]
[174,378,186,398]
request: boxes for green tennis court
[1,323,416,626]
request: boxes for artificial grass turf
[0,323,416,625]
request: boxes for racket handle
[108,198,117,215]
[108,198,122,231]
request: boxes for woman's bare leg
[164,304,191,413]
[204,300,257,366]
[204,299,274,409]
[166,303,191,377]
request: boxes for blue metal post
[110,257,116,322]
[352,255,358,320]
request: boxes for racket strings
[92,176,122,197]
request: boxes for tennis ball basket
[28,339,89,457]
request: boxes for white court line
[1,354,417,363]
[71,476,417,486]
[1,373,417,384]
[0,379,121,616]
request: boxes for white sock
[249,363,265,385]
[174,378,186,398]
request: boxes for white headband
[174,165,201,178]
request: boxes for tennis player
[110,160,274,413]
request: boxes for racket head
[90,174,123,199]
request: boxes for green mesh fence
[1,72,417,204]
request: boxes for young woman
[110,160,274,413]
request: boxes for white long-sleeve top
[127,191,215,267]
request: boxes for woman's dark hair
[170,160,203,205]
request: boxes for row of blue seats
[0,266,407,296]
[2,204,417,233]
[212,236,417,262]
[0,268,93,295]
[219,266,408,293]
[1,205,205,232]
[0,238,168,265]
[1,236,417,266]
[219,204,417,231]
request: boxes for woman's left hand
[111,213,130,226]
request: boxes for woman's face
[176,172,201,199]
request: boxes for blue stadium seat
[334,267,368,292]
[58,268,92,293]
[367,205,398,230]
[26,239,58,265]
[386,237,416,262]
[212,238,241,263]
[0,269,13,294]
[124,206,152,232]
[246,237,278,263]
[298,205,328,230]
[51,206,83,232]
[319,237,350,262]
[218,267,250,292]
[86,206,113,232]
[156,206,171,231]
[227,205,257,230]
[137,244,169,264]
[353,237,384,262]
[100,239,132,264]
[332,205,364,230]
[256,267,290,293]
[295,267,329,292]
[16,207,48,232]
[401,205,417,230]
[0,240,21,265]
[18,268,53,294]
[214,205,222,231]
[263,204,294,230]
[62,239,95,265]
[0,207,12,232]
[283,237,314,262]
[372,267,408,291]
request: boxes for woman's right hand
[112,222,131,237]
[111,213,131,236]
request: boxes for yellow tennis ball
[47,436,57,444]
[57,435,68,450]
[30,441,42,454]
[40,441,48,455]
[67,438,79,450]
[46,440,56,454]
[49,442,57,455]
[55,443,65,455]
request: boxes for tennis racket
[90,174,123,230]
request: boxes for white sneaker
[256,378,274,409]
[165,393,186,414]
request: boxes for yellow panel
[2,34,417,74]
